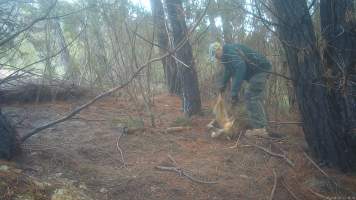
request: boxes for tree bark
[0,110,17,160]
[271,0,356,171]
[54,19,78,83]
[219,0,234,43]
[150,0,181,94]
[165,0,202,116]
[319,0,356,131]
[207,0,220,42]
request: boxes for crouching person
[209,42,271,136]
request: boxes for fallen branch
[281,178,301,200]
[303,152,329,178]
[72,117,106,122]
[228,130,243,149]
[116,133,127,168]
[269,169,277,200]
[245,143,295,167]
[268,121,303,125]
[20,1,210,143]
[155,155,218,184]
[165,126,191,133]
[308,188,329,199]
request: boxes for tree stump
[0,110,17,160]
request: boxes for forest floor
[2,94,356,200]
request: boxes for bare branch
[0,0,58,47]
[269,169,277,200]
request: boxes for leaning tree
[270,0,356,171]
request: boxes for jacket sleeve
[219,66,232,90]
[230,55,247,97]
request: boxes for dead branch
[116,133,127,168]
[165,126,191,133]
[308,188,329,200]
[303,152,329,178]
[168,154,178,166]
[269,169,277,200]
[20,1,209,143]
[228,130,243,149]
[268,121,303,125]
[245,143,295,167]
[155,155,218,184]
[72,117,106,122]
[281,178,301,200]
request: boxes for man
[209,42,271,132]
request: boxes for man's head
[209,42,223,62]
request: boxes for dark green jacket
[219,44,271,96]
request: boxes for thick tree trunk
[0,110,17,160]
[271,0,356,171]
[165,0,202,116]
[150,0,181,94]
[319,0,356,131]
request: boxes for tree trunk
[54,19,78,83]
[150,0,181,94]
[271,0,356,171]
[207,0,220,42]
[219,0,234,43]
[165,0,202,116]
[0,110,17,160]
[319,0,356,131]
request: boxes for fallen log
[0,83,89,104]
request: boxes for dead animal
[207,94,234,138]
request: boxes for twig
[167,154,178,166]
[229,130,243,149]
[71,117,106,122]
[269,169,277,200]
[308,188,329,199]
[165,126,191,133]
[303,152,329,178]
[155,155,218,184]
[281,178,301,200]
[116,133,127,168]
[268,121,303,125]
[246,143,295,167]
[182,170,218,184]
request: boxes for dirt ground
[2,94,356,200]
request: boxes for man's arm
[230,56,247,97]
[219,65,232,92]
